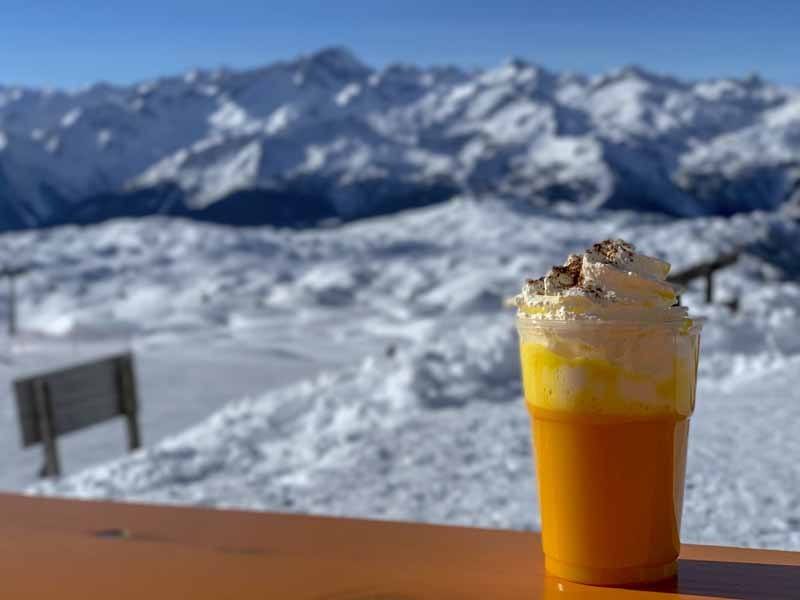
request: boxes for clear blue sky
[3,0,798,89]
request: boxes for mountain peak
[302,47,370,76]
[590,64,686,92]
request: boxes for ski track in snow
[0,197,796,551]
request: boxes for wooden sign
[13,353,140,476]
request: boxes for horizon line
[0,46,793,94]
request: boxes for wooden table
[1,494,798,599]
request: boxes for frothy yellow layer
[520,341,695,417]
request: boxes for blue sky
[2,0,798,88]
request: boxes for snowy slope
[12,197,800,550]
[1,49,799,230]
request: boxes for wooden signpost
[13,353,141,477]
[1,264,30,337]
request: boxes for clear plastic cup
[516,316,703,586]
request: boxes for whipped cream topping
[515,239,687,322]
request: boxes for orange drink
[517,318,702,585]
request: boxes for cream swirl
[514,239,687,321]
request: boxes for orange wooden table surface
[1,493,798,599]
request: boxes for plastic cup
[516,316,702,586]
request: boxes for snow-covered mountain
[1,47,799,230]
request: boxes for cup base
[545,556,677,586]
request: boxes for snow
[2,48,800,230]
[0,196,793,551]
[335,83,361,107]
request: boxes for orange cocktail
[518,319,702,585]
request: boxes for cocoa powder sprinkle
[528,239,636,296]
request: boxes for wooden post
[32,380,60,478]
[3,265,30,337]
[8,272,15,337]
[118,357,141,451]
[705,270,714,303]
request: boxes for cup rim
[515,314,706,333]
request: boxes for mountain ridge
[0,47,798,230]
